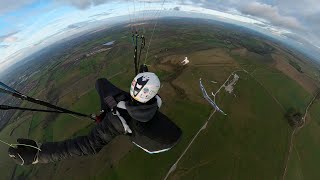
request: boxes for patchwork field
[0,19,319,180]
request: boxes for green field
[169,72,291,179]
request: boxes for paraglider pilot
[7,67,181,165]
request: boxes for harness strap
[109,94,162,134]
[104,96,117,110]
[113,110,132,134]
[115,94,126,102]
[155,95,162,108]
[104,93,127,110]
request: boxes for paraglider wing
[199,79,227,115]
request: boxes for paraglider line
[144,0,166,64]
[0,82,95,121]
[0,139,42,151]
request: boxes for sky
[0,0,320,73]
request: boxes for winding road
[282,94,318,180]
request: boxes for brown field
[272,53,319,95]
[231,48,248,57]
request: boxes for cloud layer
[0,31,19,43]
[239,2,302,30]
[185,0,320,51]
[0,0,35,14]
[55,0,111,9]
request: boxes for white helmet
[130,72,160,103]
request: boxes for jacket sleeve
[37,116,125,163]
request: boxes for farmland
[0,18,319,180]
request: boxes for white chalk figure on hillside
[181,57,189,65]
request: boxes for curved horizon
[0,0,320,73]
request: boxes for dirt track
[281,94,317,180]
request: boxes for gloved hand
[8,139,40,165]
[95,110,107,123]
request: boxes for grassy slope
[169,72,290,180]
[254,66,312,112]
[231,53,312,112]
[232,53,316,180]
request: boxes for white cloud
[54,0,113,9]
[3,36,18,43]
[0,31,20,43]
[277,0,320,16]
[0,0,35,14]
[239,2,302,30]
[0,45,9,48]
[178,4,265,25]
[55,0,165,9]
[0,2,129,72]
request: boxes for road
[163,111,216,180]
[281,94,317,180]
[164,69,247,180]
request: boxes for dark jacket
[37,100,159,163]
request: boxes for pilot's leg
[95,78,117,111]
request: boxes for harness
[103,93,131,134]
[103,94,162,134]
[103,93,127,110]
[100,91,181,155]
